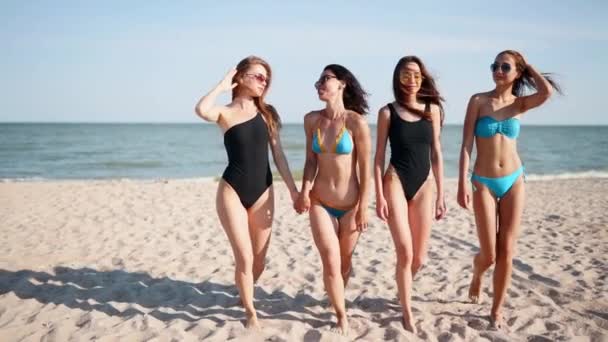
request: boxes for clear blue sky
[2,1,606,124]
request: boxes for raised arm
[194,68,237,122]
[516,61,555,114]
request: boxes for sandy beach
[0,177,606,341]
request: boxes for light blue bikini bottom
[471,166,525,199]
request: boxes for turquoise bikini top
[475,116,520,139]
[312,119,353,154]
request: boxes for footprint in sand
[467,318,486,331]
[547,288,569,305]
[76,313,92,328]
[304,273,315,283]
[449,322,467,338]
[438,332,456,342]
[545,321,560,331]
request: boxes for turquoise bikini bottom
[471,166,525,199]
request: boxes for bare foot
[329,316,349,336]
[402,315,417,334]
[468,275,481,304]
[245,313,261,331]
[489,314,505,331]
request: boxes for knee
[395,245,413,268]
[320,252,342,277]
[496,245,516,264]
[235,252,254,272]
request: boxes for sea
[1,123,607,181]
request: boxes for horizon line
[1,121,606,127]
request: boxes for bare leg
[469,180,498,304]
[384,170,416,333]
[216,180,259,329]
[408,179,433,278]
[247,187,274,283]
[338,205,361,288]
[492,176,525,329]
[309,201,349,335]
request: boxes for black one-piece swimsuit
[222,113,273,209]
[387,103,433,201]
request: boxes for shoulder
[216,104,239,123]
[221,103,237,115]
[303,110,322,130]
[428,103,442,121]
[346,110,369,129]
[470,92,491,105]
[378,103,393,119]
[265,103,279,115]
[304,110,321,123]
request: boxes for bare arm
[269,128,299,202]
[373,106,391,221]
[457,94,480,209]
[300,113,318,197]
[354,114,372,229]
[194,68,237,122]
[516,63,554,113]
[293,113,318,214]
[430,106,446,219]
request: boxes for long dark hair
[324,64,369,115]
[232,56,282,134]
[392,56,445,123]
[497,50,563,96]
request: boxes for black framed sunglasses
[490,62,512,74]
[314,74,337,88]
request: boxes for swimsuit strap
[316,111,347,153]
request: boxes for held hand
[435,196,447,220]
[356,205,369,232]
[294,192,311,214]
[375,196,389,222]
[289,189,299,204]
[218,67,238,92]
[457,183,472,210]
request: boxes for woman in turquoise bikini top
[295,64,371,335]
[457,50,562,330]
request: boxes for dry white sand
[0,178,606,341]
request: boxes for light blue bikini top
[475,116,520,139]
[312,120,353,154]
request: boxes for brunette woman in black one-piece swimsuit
[373,56,447,332]
[195,56,298,330]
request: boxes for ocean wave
[98,160,165,169]
[3,171,608,183]
[524,170,608,181]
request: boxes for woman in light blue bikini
[457,50,561,329]
[295,64,371,335]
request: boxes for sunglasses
[314,74,337,88]
[400,72,423,83]
[490,62,512,74]
[244,73,268,83]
